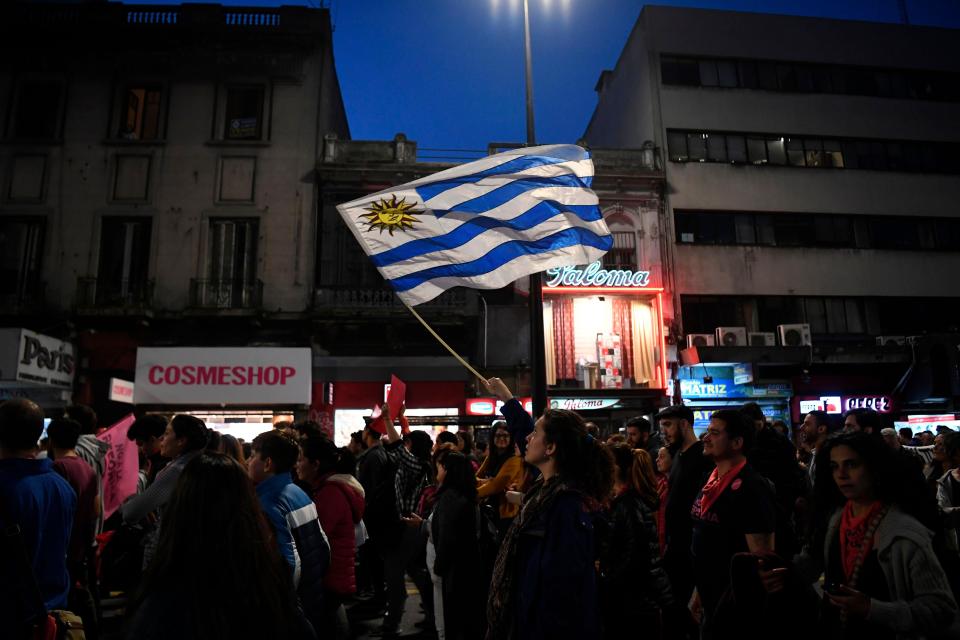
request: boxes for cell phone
[823,582,842,596]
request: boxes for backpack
[49,610,85,640]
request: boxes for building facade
[584,6,960,423]
[0,2,349,427]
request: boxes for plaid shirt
[384,440,429,516]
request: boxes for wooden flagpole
[404,303,486,383]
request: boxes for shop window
[120,87,163,140]
[11,80,63,140]
[0,218,44,304]
[224,86,265,140]
[660,57,700,86]
[97,218,152,305]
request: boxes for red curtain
[552,298,577,381]
[612,298,634,381]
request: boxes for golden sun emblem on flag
[359,195,420,235]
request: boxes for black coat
[432,487,482,640]
[598,490,673,613]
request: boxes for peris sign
[0,328,76,389]
[545,261,651,288]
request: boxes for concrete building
[0,2,349,423]
[584,6,960,421]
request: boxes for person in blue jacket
[484,378,614,640]
[249,430,330,634]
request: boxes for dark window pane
[826,299,848,332]
[935,219,960,249]
[823,140,844,168]
[845,300,865,334]
[734,214,756,244]
[773,214,814,246]
[755,215,776,245]
[874,71,893,97]
[758,62,778,90]
[777,64,799,91]
[815,216,853,247]
[804,298,828,334]
[804,138,825,167]
[786,138,806,166]
[699,60,719,87]
[796,65,815,92]
[766,137,787,165]
[706,133,727,162]
[756,296,804,331]
[812,66,833,93]
[831,68,848,94]
[667,131,690,162]
[661,57,701,86]
[667,131,688,161]
[847,68,878,96]
[841,141,860,169]
[869,217,919,249]
[701,213,735,244]
[738,61,759,89]
[885,142,903,170]
[747,137,768,164]
[717,61,738,88]
[889,72,909,98]
[0,219,44,300]
[727,136,747,163]
[121,87,163,140]
[917,221,936,249]
[224,87,264,140]
[687,133,707,161]
[675,211,697,243]
[14,81,62,139]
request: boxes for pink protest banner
[97,414,139,520]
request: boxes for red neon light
[656,292,667,388]
[543,286,664,295]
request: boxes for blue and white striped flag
[335,144,611,306]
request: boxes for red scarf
[839,500,883,582]
[697,459,747,516]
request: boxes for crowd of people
[3,378,960,639]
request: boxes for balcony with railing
[189,279,263,312]
[313,287,475,315]
[75,278,154,314]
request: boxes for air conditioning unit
[777,323,812,347]
[686,334,716,349]
[749,332,777,347]
[876,335,906,347]
[715,327,747,347]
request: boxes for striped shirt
[385,440,429,516]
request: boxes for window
[224,87,265,140]
[12,81,62,139]
[0,218,44,304]
[738,61,758,89]
[705,134,727,162]
[698,60,719,87]
[208,218,259,306]
[717,61,739,88]
[602,232,637,269]
[667,129,959,175]
[660,57,700,86]
[97,218,152,304]
[120,87,163,140]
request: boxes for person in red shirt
[47,417,100,637]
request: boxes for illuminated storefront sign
[680,378,791,399]
[799,395,893,415]
[545,261,651,288]
[466,397,533,416]
[549,397,620,411]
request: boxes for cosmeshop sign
[134,348,311,405]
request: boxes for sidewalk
[348,579,436,640]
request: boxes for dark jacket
[516,489,600,640]
[357,444,399,541]
[432,487,482,640]
[599,489,673,613]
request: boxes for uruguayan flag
[335,144,611,306]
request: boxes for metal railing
[190,279,263,310]
[314,287,469,311]
[76,278,154,309]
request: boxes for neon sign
[545,261,651,288]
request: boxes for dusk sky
[121,1,960,154]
